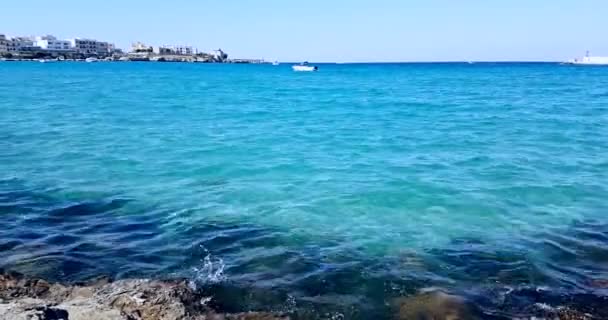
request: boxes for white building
[172,45,193,55]
[154,46,174,55]
[9,37,36,52]
[0,34,7,53]
[69,38,114,55]
[35,35,72,51]
[154,45,194,56]
[1,35,38,53]
[131,42,153,53]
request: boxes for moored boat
[292,62,318,72]
[85,57,98,63]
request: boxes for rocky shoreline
[0,271,287,320]
[0,271,600,320]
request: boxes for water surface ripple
[1,62,607,318]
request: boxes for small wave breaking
[189,247,226,290]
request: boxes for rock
[31,306,70,320]
[555,308,593,320]
[393,290,480,320]
[68,286,94,299]
[589,279,608,289]
[0,272,289,320]
[528,305,593,320]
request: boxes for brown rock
[69,286,95,299]
[589,279,608,289]
[393,290,480,320]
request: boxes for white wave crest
[189,252,226,290]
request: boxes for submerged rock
[393,289,480,320]
[552,308,593,320]
[588,279,608,289]
[0,272,288,320]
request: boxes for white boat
[272,61,280,66]
[292,62,318,72]
[565,51,608,65]
[38,59,55,63]
[85,57,98,63]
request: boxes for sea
[1,62,607,319]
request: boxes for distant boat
[292,62,318,72]
[565,51,608,66]
[85,57,98,63]
[272,61,280,66]
[38,59,55,63]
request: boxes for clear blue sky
[1,0,607,62]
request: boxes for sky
[1,0,607,62]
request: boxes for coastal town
[0,33,265,63]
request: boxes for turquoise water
[1,62,608,318]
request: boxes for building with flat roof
[35,39,72,51]
[154,46,174,55]
[34,35,72,52]
[9,37,36,52]
[154,45,194,56]
[69,38,113,55]
[172,45,193,55]
[0,34,8,53]
[131,42,153,53]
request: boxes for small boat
[85,57,98,63]
[272,61,280,66]
[38,59,55,63]
[292,62,318,72]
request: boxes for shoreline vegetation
[0,271,597,320]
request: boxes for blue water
[1,62,608,318]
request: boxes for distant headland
[0,33,266,63]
